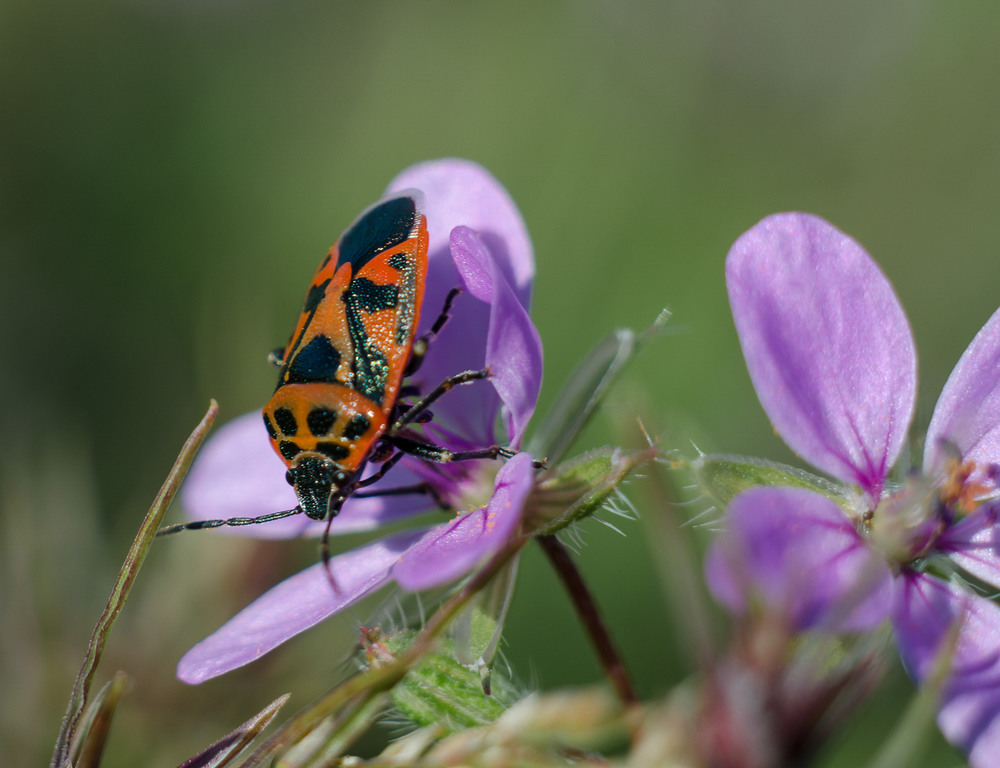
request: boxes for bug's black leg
[388,434,516,463]
[405,287,462,376]
[389,435,547,469]
[352,451,406,490]
[352,482,452,512]
[347,449,453,508]
[156,507,302,536]
[267,347,287,368]
[427,287,462,336]
[393,403,435,425]
[391,368,490,432]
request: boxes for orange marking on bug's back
[265,383,388,472]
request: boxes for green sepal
[453,563,519,693]
[361,626,520,733]
[526,446,657,536]
[688,453,852,511]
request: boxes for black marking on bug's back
[278,277,333,383]
[342,278,399,403]
[344,278,399,316]
[342,413,371,441]
[336,196,417,272]
[315,442,350,461]
[303,278,331,315]
[307,407,337,437]
[387,251,418,346]
[387,252,409,270]
[279,440,302,461]
[273,407,298,436]
[283,335,343,386]
[263,413,278,440]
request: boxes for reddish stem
[538,534,637,707]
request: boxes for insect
[159,192,519,539]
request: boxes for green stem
[50,402,218,768]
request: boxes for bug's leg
[352,450,406,490]
[347,449,452,509]
[392,368,491,432]
[389,435,547,469]
[267,347,287,368]
[156,507,302,536]
[393,403,434,425]
[405,287,462,376]
[352,482,452,511]
[388,435,515,463]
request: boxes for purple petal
[392,452,534,591]
[386,159,533,305]
[705,487,893,631]
[385,160,534,448]
[892,573,1000,768]
[939,504,1000,589]
[451,226,542,447]
[181,411,437,539]
[177,530,425,684]
[925,306,1000,494]
[726,214,916,501]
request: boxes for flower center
[867,456,990,567]
[448,462,501,516]
[938,456,992,515]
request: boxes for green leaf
[364,628,521,733]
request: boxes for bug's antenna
[156,507,303,537]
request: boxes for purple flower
[177,159,543,684]
[708,213,1000,767]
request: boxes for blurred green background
[4,0,997,764]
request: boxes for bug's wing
[275,257,355,389]
[276,193,427,397]
[335,194,428,406]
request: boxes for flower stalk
[537,534,637,708]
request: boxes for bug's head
[287,453,351,521]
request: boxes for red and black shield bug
[160,192,522,540]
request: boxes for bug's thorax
[263,382,389,471]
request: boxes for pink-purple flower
[176,159,543,684]
[707,213,1000,767]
